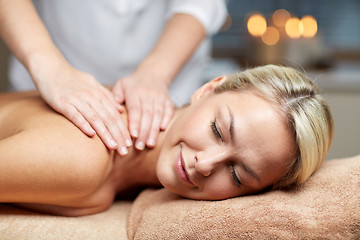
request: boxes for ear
[190,76,227,103]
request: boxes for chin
[156,161,175,189]
[156,168,189,199]
[161,185,195,200]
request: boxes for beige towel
[127,155,360,239]
[0,201,132,240]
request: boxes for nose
[194,149,229,176]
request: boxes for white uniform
[9,0,227,106]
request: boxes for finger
[92,95,132,155]
[62,105,96,137]
[103,112,131,156]
[146,100,163,148]
[102,87,125,113]
[100,96,132,147]
[126,96,141,139]
[76,101,119,151]
[112,81,125,104]
[116,103,125,113]
[160,99,174,130]
[134,98,153,150]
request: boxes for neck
[113,105,187,191]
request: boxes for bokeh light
[272,9,291,27]
[247,14,267,37]
[285,17,302,38]
[261,27,280,46]
[301,15,318,38]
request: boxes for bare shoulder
[0,91,108,157]
[0,91,116,211]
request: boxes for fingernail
[89,128,96,135]
[131,129,138,138]
[147,138,155,147]
[119,146,128,156]
[136,141,145,150]
[110,140,118,148]
[126,139,133,147]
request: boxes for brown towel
[0,201,132,240]
[127,155,360,239]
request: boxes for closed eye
[231,164,242,187]
[210,119,223,142]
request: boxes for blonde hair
[214,65,334,189]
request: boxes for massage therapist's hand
[34,61,132,156]
[0,0,131,155]
[110,14,207,150]
[112,71,174,150]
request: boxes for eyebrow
[226,105,261,185]
[242,163,261,184]
[227,105,235,142]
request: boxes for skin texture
[0,91,160,216]
[156,81,297,200]
[0,77,296,216]
[0,0,206,154]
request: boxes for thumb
[112,80,125,104]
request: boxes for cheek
[156,146,176,186]
[168,112,210,147]
[196,174,242,200]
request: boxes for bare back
[0,91,120,215]
[0,91,161,216]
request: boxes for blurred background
[0,0,359,160]
[208,0,360,160]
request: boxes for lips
[176,146,194,186]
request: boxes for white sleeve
[165,0,228,35]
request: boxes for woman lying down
[0,65,333,216]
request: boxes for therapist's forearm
[134,13,206,85]
[0,0,66,84]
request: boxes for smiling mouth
[176,146,194,186]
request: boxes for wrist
[134,56,175,86]
[26,48,67,85]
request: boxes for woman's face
[156,89,296,200]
